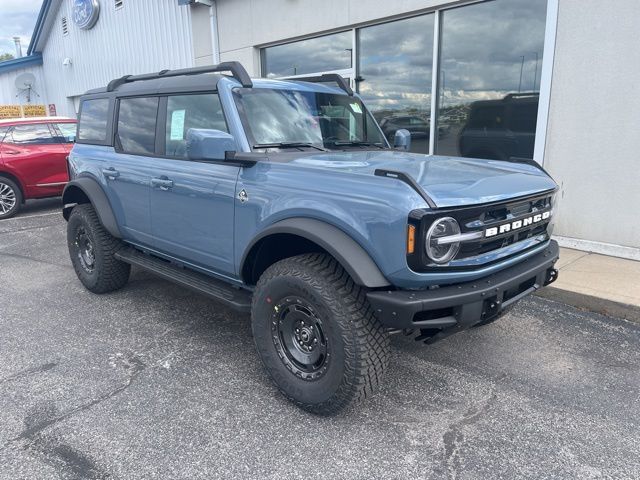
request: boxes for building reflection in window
[262,31,352,78]
[358,14,434,154]
[436,0,547,159]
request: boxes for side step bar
[115,248,252,313]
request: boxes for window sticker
[170,109,186,140]
[350,103,362,114]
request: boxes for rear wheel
[0,177,22,220]
[67,204,130,293]
[251,253,390,415]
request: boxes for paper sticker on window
[350,103,362,114]
[170,109,186,140]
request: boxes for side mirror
[393,129,411,151]
[186,128,236,161]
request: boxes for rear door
[148,92,239,276]
[105,96,159,245]
[0,123,68,198]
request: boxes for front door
[149,93,239,277]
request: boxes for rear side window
[53,123,76,142]
[165,93,227,158]
[78,99,110,143]
[117,97,159,155]
[7,124,57,144]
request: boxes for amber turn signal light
[407,224,416,254]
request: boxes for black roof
[84,73,229,96]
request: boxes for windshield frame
[232,86,390,152]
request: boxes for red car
[0,116,76,219]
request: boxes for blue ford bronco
[63,62,559,414]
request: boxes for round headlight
[425,217,461,264]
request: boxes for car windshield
[233,87,386,151]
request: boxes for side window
[8,124,57,145]
[117,97,159,155]
[165,93,228,158]
[78,98,110,143]
[53,123,76,143]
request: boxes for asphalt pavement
[1,199,639,480]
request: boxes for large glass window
[358,14,434,154]
[233,88,384,150]
[262,31,352,78]
[116,97,159,155]
[435,0,547,159]
[78,98,110,143]
[165,93,228,158]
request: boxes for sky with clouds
[0,0,43,57]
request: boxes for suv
[62,63,559,414]
[458,93,539,160]
[0,116,76,219]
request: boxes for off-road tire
[67,204,130,293]
[0,176,22,220]
[251,253,390,415]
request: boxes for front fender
[241,217,391,288]
[62,177,121,238]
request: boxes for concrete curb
[535,286,640,323]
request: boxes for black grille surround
[407,189,557,273]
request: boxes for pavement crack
[27,435,114,480]
[442,392,497,480]
[0,362,58,384]
[0,251,71,269]
[1,354,145,450]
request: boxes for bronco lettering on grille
[484,210,551,238]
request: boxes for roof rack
[284,73,354,96]
[106,61,253,92]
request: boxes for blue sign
[72,0,101,30]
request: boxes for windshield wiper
[329,140,386,149]
[253,142,329,152]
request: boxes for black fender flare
[62,177,121,238]
[242,217,390,288]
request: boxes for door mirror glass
[186,128,236,161]
[393,129,411,151]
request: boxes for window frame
[114,95,161,156]
[76,96,114,146]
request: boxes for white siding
[0,64,49,107]
[41,0,194,116]
[544,0,640,250]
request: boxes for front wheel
[0,177,22,220]
[67,204,130,293]
[251,253,390,415]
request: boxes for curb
[535,287,640,323]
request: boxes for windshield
[233,88,386,150]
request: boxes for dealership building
[0,0,638,260]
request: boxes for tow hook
[544,268,559,286]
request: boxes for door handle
[101,168,120,180]
[3,150,19,155]
[151,177,174,191]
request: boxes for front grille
[407,190,556,273]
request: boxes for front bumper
[367,240,559,335]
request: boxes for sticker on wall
[72,0,101,30]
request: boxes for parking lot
[0,200,638,479]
